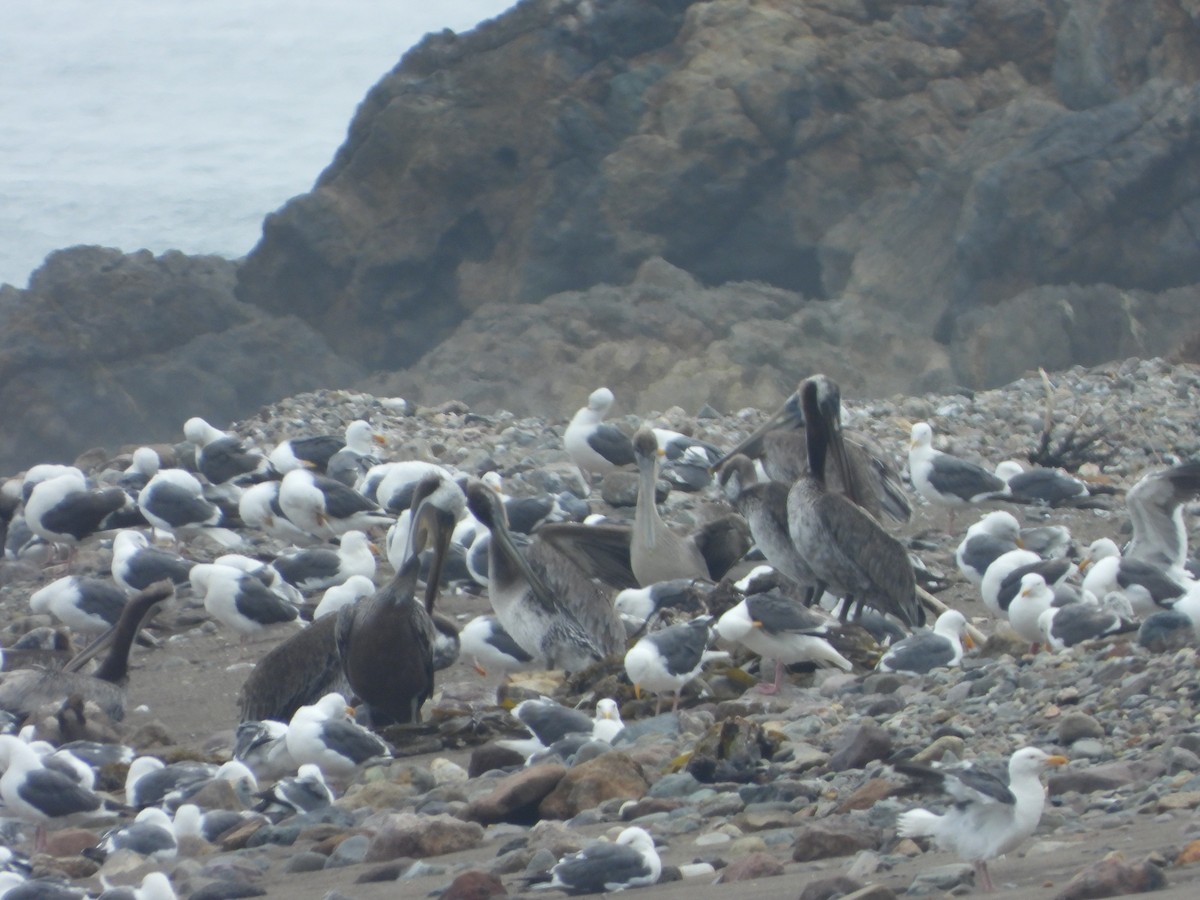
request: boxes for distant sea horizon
[0,0,515,289]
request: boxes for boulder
[538,752,650,819]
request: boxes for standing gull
[24,470,128,555]
[908,422,1006,529]
[896,747,1067,892]
[459,614,540,676]
[29,577,128,635]
[563,387,636,487]
[0,734,115,852]
[715,590,852,693]
[789,376,923,628]
[190,563,300,640]
[624,616,727,713]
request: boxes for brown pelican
[334,473,454,726]
[717,454,821,602]
[237,614,347,723]
[712,385,911,524]
[788,375,923,628]
[538,428,750,590]
[0,581,174,722]
[465,480,620,671]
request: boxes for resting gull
[955,511,1023,589]
[278,468,393,539]
[285,692,390,780]
[1038,592,1138,651]
[993,460,1089,507]
[29,576,127,634]
[1081,537,1190,618]
[533,826,661,895]
[182,416,268,485]
[272,530,376,592]
[190,563,300,640]
[877,610,973,674]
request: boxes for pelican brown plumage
[335,473,455,727]
[465,480,621,671]
[711,384,911,524]
[787,375,923,628]
[717,454,821,603]
[538,427,750,590]
[0,581,174,723]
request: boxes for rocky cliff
[5,0,1200,469]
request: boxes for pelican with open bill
[335,473,456,727]
[711,382,911,524]
[0,580,175,722]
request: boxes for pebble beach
[3,356,1200,899]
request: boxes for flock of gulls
[0,372,1198,897]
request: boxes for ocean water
[0,0,515,288]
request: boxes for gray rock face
[235,0,1200,407]
[0,247,363,470]
[11,0,1200,466]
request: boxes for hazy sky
[0,1,519,285]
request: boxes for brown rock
[364,813,484,861]
[468,743,526,778]
[1049,759,1166,796]
[43,827,101,857]
[840,887,899,900]
[792,820,881,862]
[1055,851,1168,900]
[441,870,509,900]
[467,762,567,825]
[218,818,267,851]
[186,777,247,812]
[538,752,649,820]
[798,875,865,900]
[716,851,785,883]
[828,723,893,772]
[836,777,901,813]
[1176,839,1200,867]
